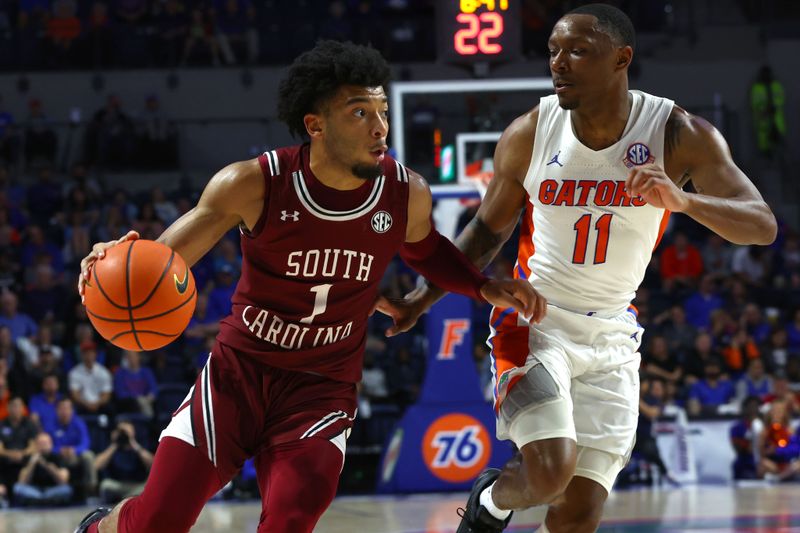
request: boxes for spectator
[786,356,800,386]
[21,264,67,324]
[83,95,136,170]
[634,377,675,485]
[0,397,37,495]
[213,0,259,65]
[757,398,800,481]
[137,98,178,170]
[13,432,72,506]
[114,350,157,417]
[28,346,65,392]
[360,351,389,410]
[730,395,763,480]
[17,323,63,371]
[0,290,37,343]
[45,0,82,67]
[643,334,682,385]
[29,374,62,431]
[684,332,720,384]
[181,6,220,66]
[131,202,165,240]
[207,264,237,319]
[660,232,704,292]
[761,327,797,372]
[211,238,241,280]
[702,233,733,277]
[775,235,800,279]
[20,224,64,274]
[93,420,153,503]
[688,359,736,416]
[658,305,697,360]
[150,186,179,226]
[732,246,768,286]
[183,293,221,354]
[48,398,96,498]
[763,371,800,416]
[68,340,113,415]
[736,358,773,402]
[721,328,760,374]
[740,303,772,345]
[0,324,28,396]
[684,274,724,330]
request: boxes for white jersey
[520,90,674,316]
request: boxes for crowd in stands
[0,92,179,173]
[0,0,703,72]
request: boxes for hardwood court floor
[1,483,798,532]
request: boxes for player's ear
[304,113,323,138]
[615,46,633,71]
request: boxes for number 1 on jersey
[572,213,612,265]
[300,284,332,324]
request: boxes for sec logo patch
[371,211,392,233]
[421,413,491,483]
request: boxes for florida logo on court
[421,413,491,483]
[371,211,392,233]
[623,142,655,168]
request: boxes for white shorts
[488,304,642,492]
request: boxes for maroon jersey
[216,143,410,382]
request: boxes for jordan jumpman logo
[547,151,564,167]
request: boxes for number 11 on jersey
[572,213,612,265]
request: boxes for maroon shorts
[160,341,358,480]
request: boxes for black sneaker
[456,468,513,533]
[74,507,112,533]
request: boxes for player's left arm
[627,107,777,245]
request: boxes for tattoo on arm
[665,113,685,156]
[424,216,511,294]
[456,217,505,269]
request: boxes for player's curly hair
[277,40,392,138]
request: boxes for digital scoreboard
[437,0,521,65]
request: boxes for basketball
[84,239,197,351]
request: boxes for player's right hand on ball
[78,230,139,303]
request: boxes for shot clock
[437,0,521,65]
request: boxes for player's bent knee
[518,438,576,506]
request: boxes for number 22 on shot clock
[437,0,521,64]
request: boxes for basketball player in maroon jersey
[74,41,545,533]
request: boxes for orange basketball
[84,239,197,351]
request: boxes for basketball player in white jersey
[376,4,777,532]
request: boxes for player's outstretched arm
[374,165,545,336]
[626,107,777,245]
[374,108,540,335]
[78,158,265,300]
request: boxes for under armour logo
[280,210,300,222]
[547,151,564,167]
